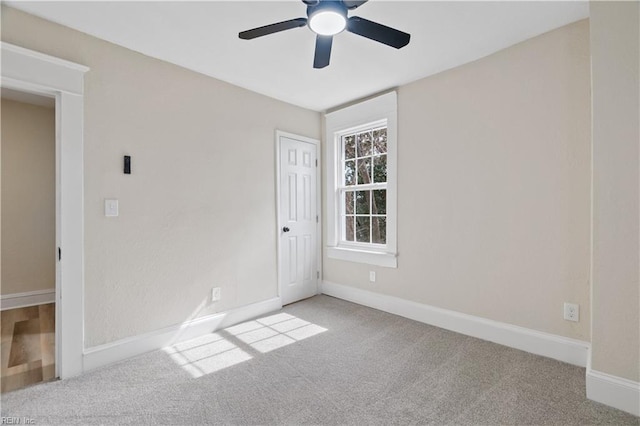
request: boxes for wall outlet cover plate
[563,302,579,322]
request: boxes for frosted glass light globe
[309,11,347,36]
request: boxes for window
[339,123,388,244]
[325,92,397,267]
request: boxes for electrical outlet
[369,271,376,283]
[563,302,579,322]
[211,287,221,302]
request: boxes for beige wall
[590,1,640,382]
[0,6,602,355]
[1,99,56,295]
[324,20,592,341]
[1,6,321,347]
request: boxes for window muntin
[338,124,388,247]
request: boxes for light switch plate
[105,199,119,217]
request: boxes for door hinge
[315,159,318,167]
[58,247,61,261]
[317,271,320,279]
[316,215,319,223]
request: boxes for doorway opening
[1,88,57,392]
[1,42,88,380]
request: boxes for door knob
[282,227,290,232]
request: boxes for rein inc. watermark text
[1,418,35,425]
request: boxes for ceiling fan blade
[342,0,368,9]
[239,18,307,40]
[313,35,333,69]
[347,16,410,49]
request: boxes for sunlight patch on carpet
[227,313,328,354]
[164,313,328,377]
[163,333,252,378]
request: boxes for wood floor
[1,303,55,393]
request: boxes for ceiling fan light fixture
[309,10,347,36]
[239,0,411,69]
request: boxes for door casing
[1,42,88,378]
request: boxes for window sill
[327,246,397,268]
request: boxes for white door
[277,132,318,305]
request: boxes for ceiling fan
[238,0,411,69]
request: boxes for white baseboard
[83,297,282,372]
[0,289,55,310]
[586,367,640,416]
[322,281,590,367]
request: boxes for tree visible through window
[340,125,387,245]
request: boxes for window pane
[357,132,372,157]
[345,216,354,241]
[344,191,354,215]
[355,191,370,214]
[372,189,386,215]
[357,158,372,185]
[373,128,387,154]
[372,217,387,244]
[344,135,356,160]
[356,216,370,243]
[339,125,390,249]
[345,160,355,186]
[373,155,387,183]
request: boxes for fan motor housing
[307,1,347,20]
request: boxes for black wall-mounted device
[124,155,131,174]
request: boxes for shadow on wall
[163,313,327,378]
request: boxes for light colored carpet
[1,295,638,425]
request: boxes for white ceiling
[8,1,589,112]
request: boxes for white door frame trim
[1,42,88,378]
[275,130,322,303]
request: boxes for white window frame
[325,92,397,268]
